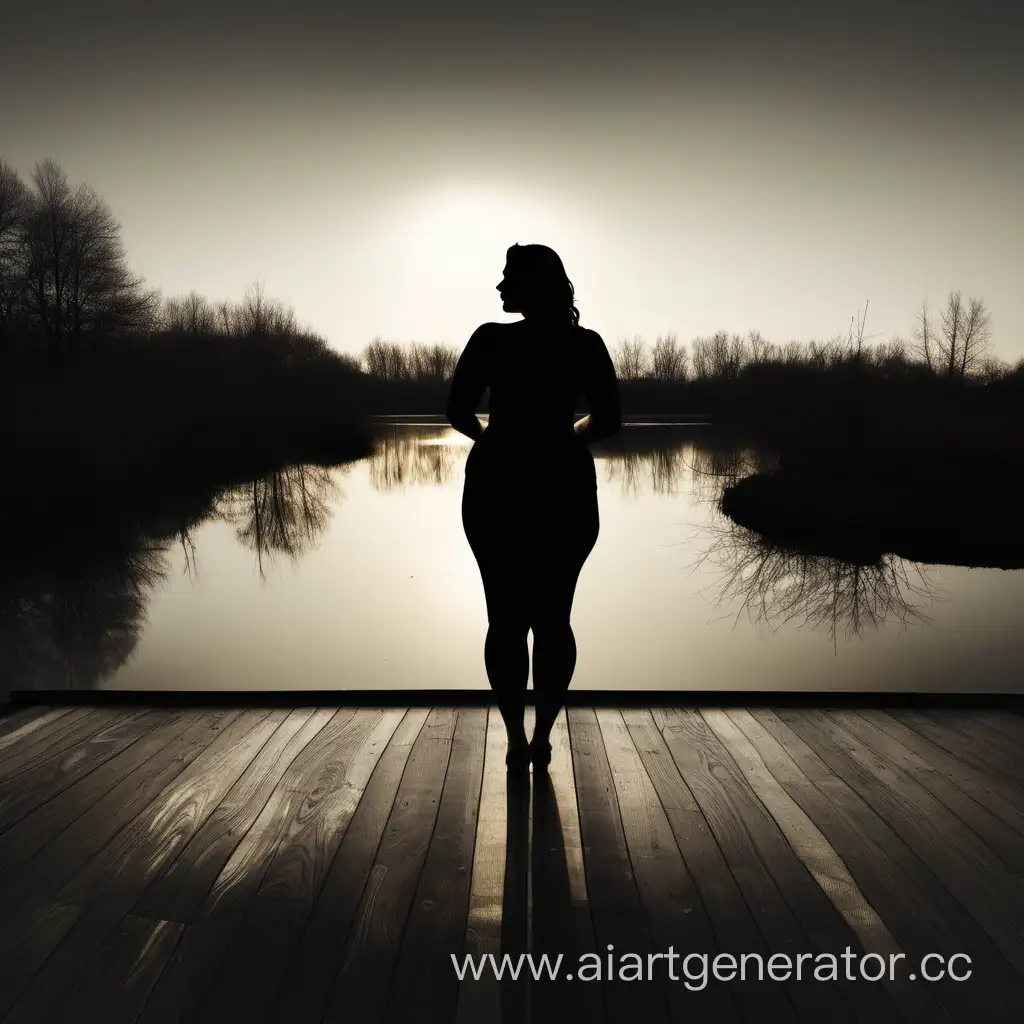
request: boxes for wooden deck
[1,702,1024,1023]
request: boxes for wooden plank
[662,707,852,1023]
[826,707,1024,882]
[855,710,1024,838]
[0,708,165,834]
[383,707,488,1023]
[744,707,1024,1023]
[774,708,1024,980]
[49,914,184,1024]
[530,708,605,1024]
[137,712,411,1024]
[841,710,1024,859]
[0,903,81,1014]
[621,708,797,1023]
[597,708,742,1023]
[134,708,399,1024]
[455,708,511,1024]
[0,705,75,750]
[268,708,430,1024]
[962,710,1024,745]
[321,708,459,1023]
[0,707,110,778]
[0,709,232,883]
[567,706,671,1023]
[897,710,1024,788]
[0,708,282,1023]
[194,708,409,1023]
[707,708,933,1024]
[132,707,340,923]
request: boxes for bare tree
[650,331,686,381]
[19,159,159,354]
[746,329,773,364]
[777,340,805,366]
[914,290,993,377]
[362,337,408,379]
[972,353,1011,385]
[418,342,458,380]
[956,295,993,377]
[66,183,160,344]
[236,280,274,336]
[0,160,31,332]
[164,289,218,335]
[612,335,649,380]
[21,159,75,352]
[690,335,710,379]
[938,290,964,376]
[807,338,845,370]
[870,335,910,374]
[215,298,235,336]
[912,297,934,371]
[705,330,746,379]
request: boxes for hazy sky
[2,1,1021,361]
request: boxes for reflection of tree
[687,442,776,505]
[0,539,169,693]
[368,425,464,490]
[216,463,342,576]
[689,515,946,652]
[365,422,772,500]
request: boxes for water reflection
[0,538,169,692]
[0,423,1016,697]
[690,515,946,652]
[215,464,343,577]
[368,426,462,490]
[0,462,347,698]
[364,422,774,501]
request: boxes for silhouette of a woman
[446,244,621,771]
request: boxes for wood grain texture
[774,708,1024,986]
[322,707,460,1023]
[272,707,430,1023]
[568,706,671,1024]
[0,702,1020,1024]
[0,705,75,751]
[197,708,410,1024]
[0,708,163,834]
[1,708,281,1022]
[743,707,1020,1023]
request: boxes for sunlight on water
[56,422,1022,694]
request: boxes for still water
[6,421,1024,695]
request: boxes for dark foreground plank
[0,701,1022,1024]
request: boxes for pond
[4,420,1023,696]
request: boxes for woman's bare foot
[529,737,552,770]
[506,738,530,772]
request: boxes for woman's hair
[506,243,580,327]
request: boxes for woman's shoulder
[474,321,519,336]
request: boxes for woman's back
[448,319,619,441]
[486,320,591,437]
[448,318,620,495]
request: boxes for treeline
[4,156,1023,446]
[352,306,1024,431]
[1,159,375,500]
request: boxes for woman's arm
[445,325,490,440]
[575,329,622,443]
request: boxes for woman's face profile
[496,263,521,313]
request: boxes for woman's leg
[530,493,599,756]
[464,480,530,753]
[484,618,531,749]
[531,618,578,750]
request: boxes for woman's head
[497,243,580,327]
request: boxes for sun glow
[396,181,578,312]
